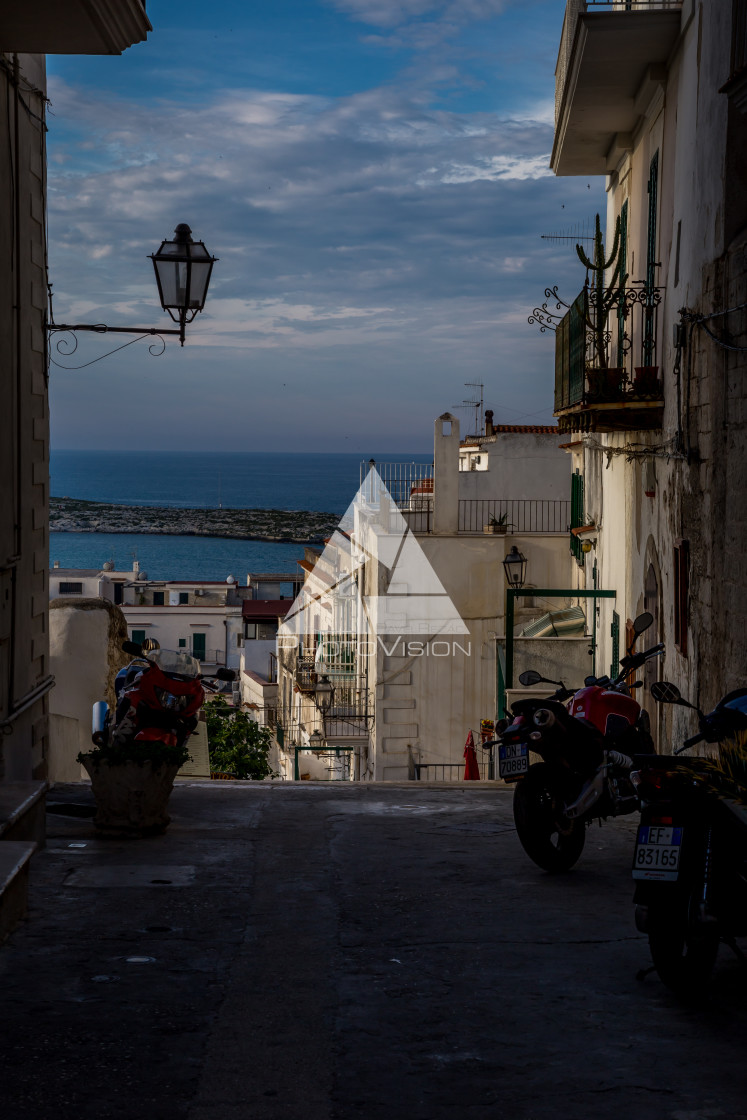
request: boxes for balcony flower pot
[586,367,625,400]
[484,514,514,534]
[633,365,660,395]
[78,755,182,836]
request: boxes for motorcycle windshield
[148,649,201,679]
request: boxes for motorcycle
[494,611,662,872]
[631,681,747,997]
[92,639,235,760]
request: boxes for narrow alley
[1,783,745,1120]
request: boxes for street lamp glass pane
[187,261,212,309]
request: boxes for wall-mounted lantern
[47,223,218,362]
[502,545,528,589]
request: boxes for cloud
[45,58,603,451]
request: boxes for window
[179,592,189,604]
[153,591,165,606]
[192,633,206,660]
[245,623,257,640]
[113,583,123,605]
[59,582,83,595]
[131,629,146,645]
[178,638,186,648]
[674,540,689,656]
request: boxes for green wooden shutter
[570,470,584,564]
[616,199,628,366]
[644,152,659,365]
[192,633,206,661]
[131,629,146,646]
[610,611,620,679]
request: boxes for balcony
[553,1,683,176]
[1,0,151,54]
[457,499,571,534]
[553,283,664,433]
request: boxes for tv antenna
[460,381,484,438]
[540,219,595,246]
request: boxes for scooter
[92,639,235,762]
[495,611,662,872]
[631,681,747,998]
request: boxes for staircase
[0,781,47,942]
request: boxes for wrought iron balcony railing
[531,283,664,413]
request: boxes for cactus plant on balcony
[576,213,628,397]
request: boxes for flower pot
[484,524,507,534]
[586,367,625,400]
[634,365,660,395]
[79,755,181,836]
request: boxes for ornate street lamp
[47,223,218,361]
[150,224,217,345]
[502,545,528,589]
[314,675,335,718]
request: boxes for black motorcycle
[495,612,661,872]
[631,682,747,997]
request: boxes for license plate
[499,742,528,781]
[632,824,684,881]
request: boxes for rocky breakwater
[50,497,339,544]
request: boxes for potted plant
[78,735,189,837]
[484,513,514,534]
[633,365,660,395]
[77,640,229,836]
[576,213,628,399]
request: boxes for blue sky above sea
[46,0,605,453]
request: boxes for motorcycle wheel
[512,762,586,872]
[647,889,720,999]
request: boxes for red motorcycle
[494,612,662,872]
[92,640,234,761]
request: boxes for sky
[46,0,605,453]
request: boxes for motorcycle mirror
[632,611,653,637]
[584,675,597,687]
[122,641,143,657]
[215,668,236,682]
[518,670,544,687]
[651,681,683,705]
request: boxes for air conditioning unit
[194,588,204,597]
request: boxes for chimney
[133,560,140,573]
[53,560,60,568]
[485,409,494,437]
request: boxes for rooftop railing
[458,499,571,534]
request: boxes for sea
[50,450,432,581]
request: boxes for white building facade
[548,0,747,745]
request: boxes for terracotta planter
[79,756,180,836]
[634,365,660,395]
[586,367,625,400]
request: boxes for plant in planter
[633,365,661,395]
[79,735,190,837]
[484,512,515,534]
[78,641,234,836]
[576,213,628,398]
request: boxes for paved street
[1,782,746,1120]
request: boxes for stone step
[0,841,37,943]
[0,781,47,848]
